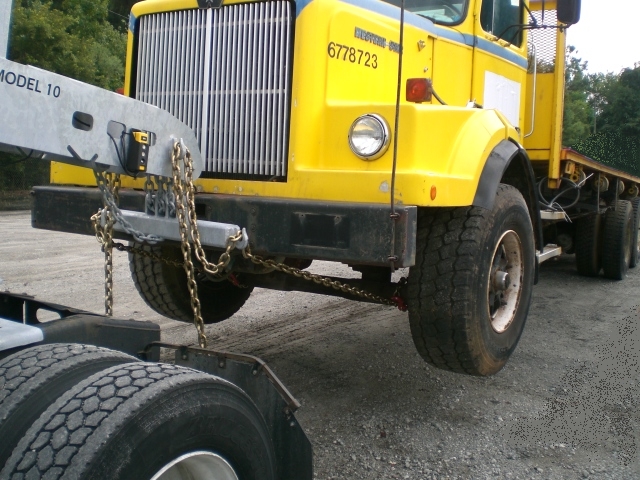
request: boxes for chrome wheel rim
[151,451,239,480]
[487,230,524,333]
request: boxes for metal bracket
[105,209,249,250]
[536,245,562,264]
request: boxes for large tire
[129,243,254,323]
[629,197,640,268]
[407,184,535,376]
[1,363,277,480]
[0,344,137,468]
[602,200,633,280]
[574,213,603,276]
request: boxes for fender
[473,139,544,256]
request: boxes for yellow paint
[52,0,540,208]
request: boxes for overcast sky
[566,0,640,73]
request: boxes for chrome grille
[135,2,293,180]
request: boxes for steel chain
[94,170,163,244]
[89,172,120,316]
[240,247,399,306]
[171,141,404,326]
[171,144,244,277]
[170,142,207,347]
[91,142,406,342]
[144,175,155,214]
[112,241,184,268]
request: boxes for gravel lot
[1,209,639,479]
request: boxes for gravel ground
[1,209,639,479]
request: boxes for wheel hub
[487,230,524,334]
[493,271,510,292]
[151,451,239,480]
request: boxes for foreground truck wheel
[602,200,634,280]
[129,243,254,323]
[407,184,535,376]
[0,344,137,468]
[1,363,276,480]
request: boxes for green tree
[1,0,127,195]
[587,71,618,130]
[562,46,593,146]
[597,64,640,137]
[9,0,126,91]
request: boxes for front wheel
[129,243,254,324]
[407,184,535,376]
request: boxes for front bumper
[32,186,417,268]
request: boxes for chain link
[170,142,207,347]
[89,172,120,316]
[94,170,163,244]
[144,175,155,215]
[170,144,243,277]
[241,246,400,307]
[112,241,184,268]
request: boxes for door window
[480,0,523,45]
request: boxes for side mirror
[557,0,581,25]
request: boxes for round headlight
[348,114,391,160]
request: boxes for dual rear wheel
[0,344,276,480]
[575,199,639,280]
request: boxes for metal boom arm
[0,58,203,178]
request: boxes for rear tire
[602,200,633,280]
[407,184,535,376]
[129,243,254,323]
[0,344,137,468]
[574,213,603,276]
[1,363,277,480]
[629,197,640,268]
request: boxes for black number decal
[328,41,336,58]
[46,84,61,97]
[327,42,378,69]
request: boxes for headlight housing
[348,114,391,160]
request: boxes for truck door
[471,0,528,134]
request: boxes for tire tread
[602,200,633,280]
[407,184,533,376]
[0,344,137,469]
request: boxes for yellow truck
[18,0,640,379]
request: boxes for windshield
[382,0,468,25]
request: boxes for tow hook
[391,295,408,311]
